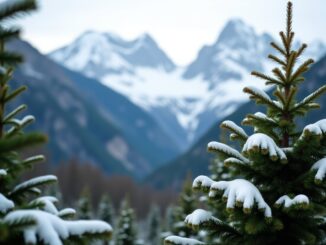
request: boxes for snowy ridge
[49,19,326,148]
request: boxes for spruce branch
[297,43,308,58]
[220,120,248,141]
[251,71,283,86]
[0,27,20,41]
[272,68,287,84]
[0,0,37,21]
[243,86,283,111]
[270,42,286,56]
[292,85,326,112]
[3,104,27,122]
[0,133,46,152]
[290,59,314,83]
[268,54,286,67]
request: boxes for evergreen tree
[115,199,137,245]
[0,1,112,244]
[76,187,93,219]
[165,2,326,245]
[146,205,161,245]
[98,194,115,225]
[170,179,199,239]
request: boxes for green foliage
[98,194,115,225]
[0,1,112,244]
[167,2,326,245]
[146,205,161,245]
[115,199,138,245]
[76,188,93,220]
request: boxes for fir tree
[98,194,115,225]
[0,1,112,244]
[165,2,326,245]
[146,205,161,245]
[115,199,137,245]
[76,187,93,220]
[169,178,199,239]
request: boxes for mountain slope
[8,39,180,178]
[49,20,326,150]
[147,53,326,189]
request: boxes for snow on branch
[10,175,57,196]
[242,112,277,126]
[184,209,238,235]
[208,142,248,163]
[30,196,59,215]
[0,193,14,213]
[292,85,326,112]
[0,169,7,176]
[58,208,76,219]
[185,209,219,229]
[209,179,272,218]
[224,157,246,167]
[243,133,287,163]
[164,235,204,245]
[4,210,112,245]
[243,86,283,110]
[220,120,248,141]
[311,158,326,184]
[193,175,214,192]
[275,195,309,209]
[302,119,326,137]
[193,176,271,218]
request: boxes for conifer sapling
[165,1,326,244]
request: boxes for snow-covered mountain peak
[217,18,257,46]
[49,31,175,79]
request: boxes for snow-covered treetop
[275,195,309,209]
[193,176,272,218]
[242,133,287,163]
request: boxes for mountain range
[7,39,180,178]
[49,19,326,149]
[8,18,325,181]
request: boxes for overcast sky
[19,0,326,65]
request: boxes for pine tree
[146,205,161,245]
[165,2,326,244]
[76,187,93,219]
[115,199,137,245]
[0,1,112,244]
[168,179,199,239]
[98,194,115,225]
